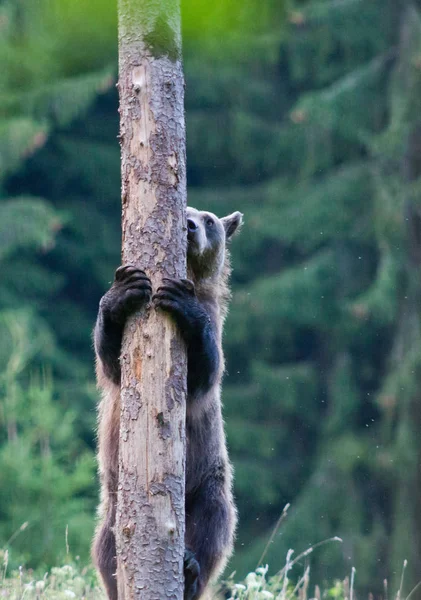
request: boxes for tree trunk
[116,1,187,598]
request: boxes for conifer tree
[185,0,421,591]
[0,0,116,565]
[3,0,421,592]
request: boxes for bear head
[186,207,243,281]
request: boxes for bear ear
[221,211,243,240]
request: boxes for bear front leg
[153,278,220,398]
[95,265,152,384]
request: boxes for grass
[0,554,105,600]
[220,559,421,600]
[221,557,346,600]
[1,541,419,600]
[0,557,347,600]
[0,544,351,600]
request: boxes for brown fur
[92,209,242,599]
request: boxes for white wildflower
[260,592,274,599]
[72,576,85,590]
[35,581,45,592]
[64,591,76,598]
[60,565,74,576]
[245,571,261,590]
[233,584,246,591]
[256,565,269,576]
[245,572,257,585]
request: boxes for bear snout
[187,219,200,245]
[187,219,198,234]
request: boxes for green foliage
[0,120,48,182]
[184,0,421,593]
[0,561,105,599]
[1,0,421,595]
[0,558,356,600]
[223,561,350,600]
[0,315,96,568]
[0,198,60,260]
[182,0,288,58]
[0,0,114,568]
[0,0,115,183]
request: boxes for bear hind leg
[185,476,236,599]
[92,505,118,600]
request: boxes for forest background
[2,0,421,595]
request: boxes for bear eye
[206,218,214,227]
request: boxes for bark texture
[117,1,187,598]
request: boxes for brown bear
[92,207,243,599]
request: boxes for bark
[116,1,187,598]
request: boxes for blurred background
[1,0,421,595]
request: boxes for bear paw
[153,278,201,334]
[100,265,152,324]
